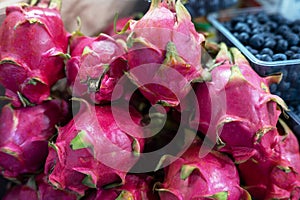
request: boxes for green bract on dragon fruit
[44,101,145,196]
[0,99,69,180]
[0,1,69,107]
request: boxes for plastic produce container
[207,7,300,140]
[207,7,300,102]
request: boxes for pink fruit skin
[45,102,144,196]
[0,99,69,179]
[3,173,77,200]
[35,173,78,200]
[3,185,38,200]
[85,174,159,200]
[66,34,127,104]
[158,139,250,200]
[0,4,69,106]
[194,45,284,163]
[239,121,300,200]
[126,0,205,106]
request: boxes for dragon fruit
[193,43,287,163]
[65,33,127,104]
[123,0,207,107]
[84,174,159,200]
[156,138,251,200]
[0,99,69,180]
[3,173,77,200]
[0,0,69,106]
[3,182,38,200]
[238,119,300,200]
[45,101,145,196]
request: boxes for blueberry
[274,35,283,41]
[290,70,299,83]
[292,25,300,34]
[291,53,300,59]
[269,14,286,24]
[252,26,264,35]
[250,21,261,29]
[249,34,264,49]
[223,21,233,31]
[291,46,300,53]
[269,83,278,93]
[262,24,271,32]
[262,32,275,39]
[220,0,238,9]
[297,105,300,112]
[275,39,288,53]
[257,12,269,24]
[276,25,290,35]
[237,32,250,44]
[278,81,291,91]
[207,0,220,12]
[261,48,274,56]
[234,22,251,33]
[284,33,300,46]
[260,54,273,61]
[197,7,206,16]
[272,53,287,61]
[265,21,278,31]
[245,46,258,55]
[255,54,262,60]
[285,50,295,58]
[264,38,276,49]
[281,69,288,78]
[231,15,246,25]
[233,32,239,38]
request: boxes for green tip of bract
[176,0,192,23]
[215,43,232,64]
[180,164,198,180]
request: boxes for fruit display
[0,0,300,200]
[208,7,300,117]
[222,11,300,62]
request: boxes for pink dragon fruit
[3,173,77,200]
[123,0,207,107]
[3,182,38,200]
[65,33,127,104]
[84,174,159,200]
[156,138,251,200]
[0,0,69,106]
[193,43,287,163]
[0,99,69,180]
[238,119,300,200]
[45,101,145,196]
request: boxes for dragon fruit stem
[215,42,232,64]
[30,0,38,6]
[36,0,62,10]
[176,0,192,23]
[49,0,62,10]
[230,47,250,66]
[150,0,161,10]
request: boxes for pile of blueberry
[288,101,300,120]
[222,11,300,61]
[185,0,238,17]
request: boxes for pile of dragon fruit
[0,0,300,199]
